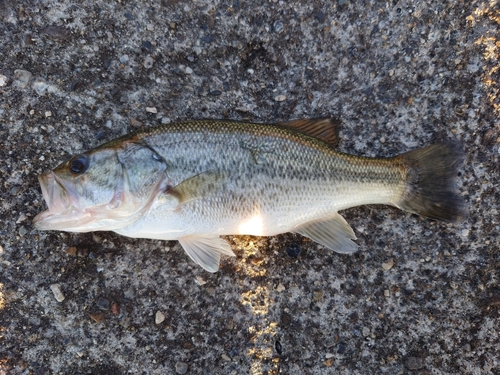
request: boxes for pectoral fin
[168,171,226,206]
[178,235,235,273]
[294,213,358,254]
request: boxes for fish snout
[33,171,78,230]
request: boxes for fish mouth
[33,171,92,232]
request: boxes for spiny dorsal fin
[279,118,341,147]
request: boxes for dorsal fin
[279,118,341,147]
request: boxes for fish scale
[34,119,466,272]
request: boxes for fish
[33,119,466,272]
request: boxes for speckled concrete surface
[1,0,499,374]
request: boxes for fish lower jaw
[32,209,92,232]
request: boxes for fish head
[33,141,168,232]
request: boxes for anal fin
[294,213,358,254]
[178,235,235,273]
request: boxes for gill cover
[33,141,169,232]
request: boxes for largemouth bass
[33,119,466,272]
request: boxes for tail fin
[395,141,467,222]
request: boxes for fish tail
[394,141,467,222]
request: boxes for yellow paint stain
[238,240,279,375]
[0,359,8,375]
[0,283,7,375]
[240,286,270,316]
[0,283,4,310]
[472,6,500,116]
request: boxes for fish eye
[69,154,89,175]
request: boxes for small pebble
[382,259,394,270]
[66,247,77,256]
[275,340,283,355]
[95,131,106,141]
[143,56,154,69]
[90,312,105,323]
[19,226,28,236]
[155,311,165,324]
[0,74,8,86]
[185,67,193,74]
[50,284,65,302]
[315,11,326,23]
[323,358,334,367]
[130,118,142,127]
[97,298,110,311]
[405,357,424,370]
[45,111,52,118]
[142,40,154,51]
[201,35,213,43]
[119,55,129,63]
[313,289,323,302]
[281,312,292,325]
[77,248,88,258]
[194,276,207,286]
[221,354,231,362]
[146,107,158,113]
[384,289,390,297]
[235,106,250,113]
[273,20,284,33]
[0,245,4,255]
[276,283,285,292]
[111,301,120,315]
[226,319,235,330]
[337,342,347,354]
[274,94,286,102]
[14,69,32,88]
[362,327,370,337]
[175,361,188,374]
[487,294,500,306]
[40,25,69,41]
[16,213,27,223]
[250,257,264,266]
[33,81,49,95]
[286,243,301,258]
[92,233,103,243]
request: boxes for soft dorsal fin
[279,118,341,147]
[178,235,235,272]
[294,213,358,254]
